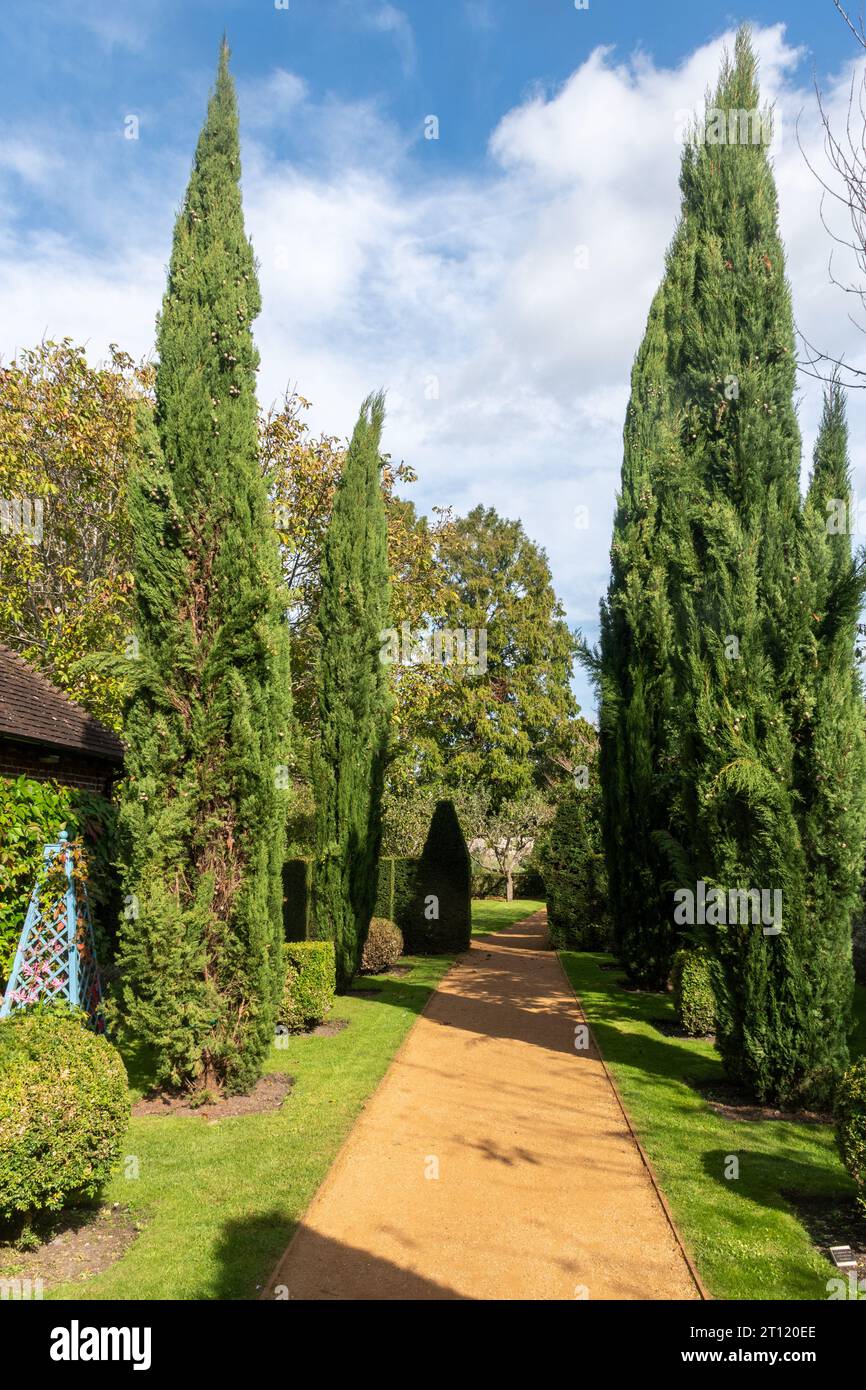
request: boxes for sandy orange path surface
[263,911,702,1301]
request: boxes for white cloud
[0,140,63,189]
[361,5,417,78]
[241,70,309,130]
[2,26,866,716]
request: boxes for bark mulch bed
[133,1071,294,1119]
[688,1076,832,1125]
[782,1189,866,1283]
[0,1204,142,1289]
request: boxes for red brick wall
[0,738,119,796]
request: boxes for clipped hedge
[402,800,471,954]
[282,858,313,942]
[671,948,716,1037]
[374,859,394,919]
[284,857,419,942]
[836,1060,866,1216]
[279,941,336,1031]
[360,917,403,974]
[0,1006,129,1231]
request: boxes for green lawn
[559,950,866,1300]
[471,897,544,936]
[40,954,453,1300]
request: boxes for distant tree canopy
[398,505,580,807]
[0,340,152,730]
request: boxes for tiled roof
[0,644,123,762]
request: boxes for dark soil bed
[0,1204,141,1289]
[782,1189,866,1281]
[688,1076,832,1124]
[309,1017,350,1037]
[652,1016,715,1042]
[133,1071,294,1119]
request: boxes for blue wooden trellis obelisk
[0,831,104,1028]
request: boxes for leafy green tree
[416,506,578,808]
[469,790,554,902]
[313,393,391,991]
[117,43,291,1095]
[0,342,152,729]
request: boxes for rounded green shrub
[836,1059,866,1215]
[280,941,336,1032]
[671,947,716,1036]
[360,917,403,974]
[0,1007,129,1230]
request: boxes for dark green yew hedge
[284,801,471,957]
[401,800,471,954]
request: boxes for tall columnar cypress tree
[118,42,291,1095]
[796,384,866,1083]
[313,393,391,992]
[595,288,682,987]
[666,29,852,1104]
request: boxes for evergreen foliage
[671,948,716,1037]
[596,28,866,1104]
[313,393,392,991]
[0,1008,129,1231]
[835,1059,866,1216]
[542,778,610,951]
[282,859,313,942]
[117,43,291,1094]
[593,289,682,986]
[404,800,472,953]
[360,917,404,974]
[797,384,866,1086]
[279,941,336,1032]
[666,33,866,1105]
[428,507,578,808]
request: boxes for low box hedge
[279,941,336,1031]
[671,947,716,1037]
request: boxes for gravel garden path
[263,909,702,1301]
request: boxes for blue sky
[1,1,865,717]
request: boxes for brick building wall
[0,738,118,796]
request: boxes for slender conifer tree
[118,42,291,1094]
[667,30,861,1104]
[595,289,682,987]
[313,393,391,991]
[596,28,866,1103]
